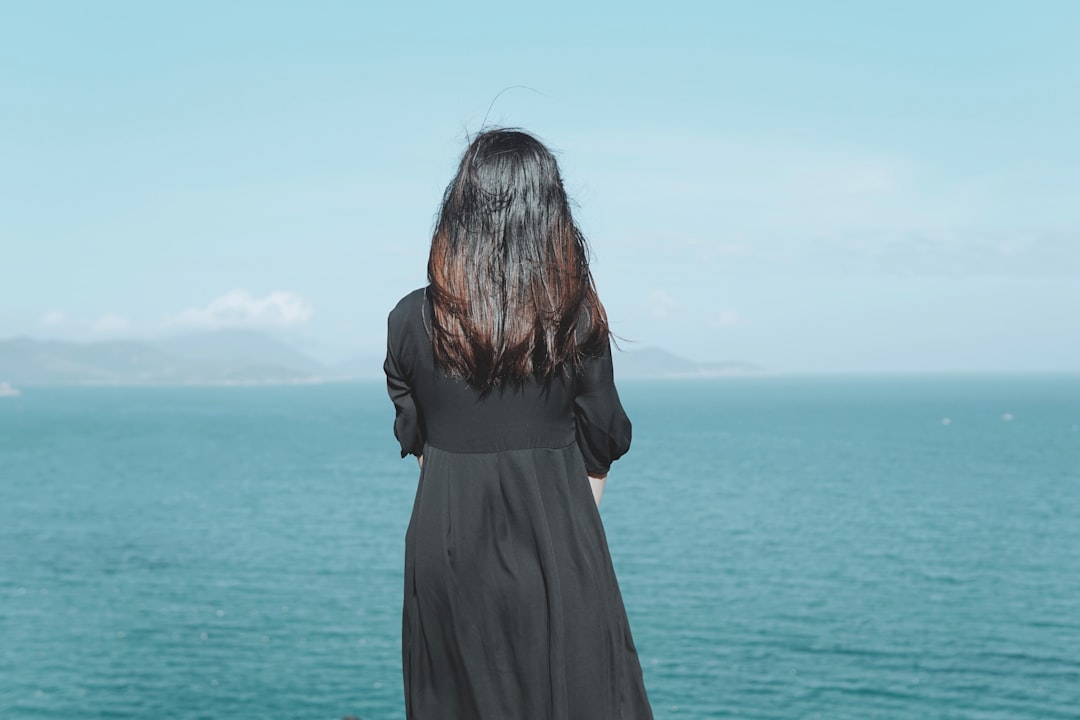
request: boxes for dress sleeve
[573,338,632,477]
[384,313,425,459]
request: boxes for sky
[2,1,1078,372]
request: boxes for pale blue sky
[2,1,1077,372]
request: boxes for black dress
[384,287,653,720]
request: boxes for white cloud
[577,130,952,235]
[92,314,131,334]
[582,130,1080,278]
[647,289,678,320]
[709,310,743,328]
[621,225,1080,278]
[39,310,67,327]
[168,289,314,329]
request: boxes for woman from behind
[384,128,653,720]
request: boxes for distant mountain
[612,346,766,379]
[151,330,327,377]
[0,333,765,386]
[0,337,183,385]
[0,331,330,386]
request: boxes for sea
[1,376,1078,719]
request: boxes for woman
[384,128,653,720]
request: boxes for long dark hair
[427,128,611,390]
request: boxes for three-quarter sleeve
[573,338,632,477]
[384,314,425,459]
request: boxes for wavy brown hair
[427,128,611,390]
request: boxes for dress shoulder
[388,286,430,336]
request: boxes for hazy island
[0,331,766,387]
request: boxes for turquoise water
[2,377,1079,719]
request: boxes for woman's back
[387,286,633,476]
[388,287,578,454]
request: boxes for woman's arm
[384,309,426,461]
[588,473,607,507]
[573,339,631,499]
